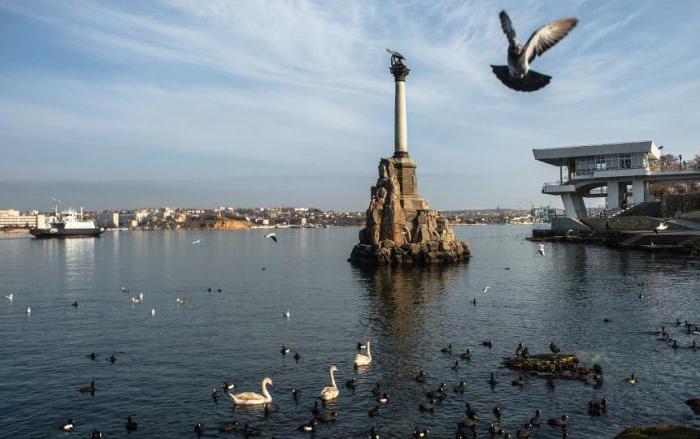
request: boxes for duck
[126,416,138,431]
[71,299,78,307]
[371,383,382,396]
[292,388,301,400]
[451,360,460,371]
[59,418,76,432]
[588,401,602,416]
[529,409,541,426]
[316,410,337,423]
[426,383,447,400]
[211,388,222,401]
[297,419,317,433]
[264,402,278,417]
[79,379,96,394]
[511,375,525,387]
[460,349,472,360]
[516,425,530,438]
[413,427,430,438]
[354,340,372,367]
[416,370,427,383]
[91,430,103,439]
[223,382,235,391]
[229,377,273,405]
[369,426,380,439]
[419,398,436,412]
[547,414,568,427]
[320,365,339,401]
[345,378,357,390]
[493,406,502,420]
[488,373,498,386]
[280,345,290,355]
[453,380,466,393]
[461,411,478,429]
[626,374,637,385]
[109,353,116,364]
[549,341,560,354]
[441,344,453,354]
[377,392,389,404]
[294,352,301,362]
[194,423,205,434]
[176,297,185,304]
[368,405,381,417]
[482,339,493,348]
[88,352,98,360]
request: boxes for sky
[1,0,699,211]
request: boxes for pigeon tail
[491,65,551,92]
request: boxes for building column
[632,179,646,204]
[561,193,587,220]
[607,181,621,209]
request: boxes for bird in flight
[192,239,201,245]
[538,244,546,256]
[265,233,278,243]
[654,222,668,235]
[491,10,578,92]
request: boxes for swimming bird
[471,298,477,305]
[511,375,525,387]
[297,419,317,432]
[192,239,201,245]
[316,410,337,423]
[354,339,372,367]
[292,387,301,401]
[79,379,96,394]
[413,427,430,438]
[529,409,541,426]
[26,306,31,314]
[368,405,381,417]
[311,401,320,416]
[345,378,357,389]
[377,392,389,404]
[284,310,291,319]
[4,293,12,301]
[369,426,380,439]
[482,339,493,348]
[264,402,278,417]
[626,373,637,385]
[460,349,472,360]
[126,417,138,431]
[176,297,185,304]
[194,423,205,434]
[515,342,523,356]
[441,344,453,354]
[131,296,141,304]
[371,383,382,396]
[211,388,222,401]
[91,430,102,439]
[451,360,460,371]
[516,425,530,438]
[265,233,278,243]
[488,372,498,386]
[109,353,116,364]
[493,406,502,420]
[538,244,546,256]
[426,383,447,401]
[88,352,98,360]
[294,351,301,362]
[280,345,290,355]
[229,377,273,405]
[416,370,427,383]
[549,341,560,354]
[454,380,466,393]
[320,365,339,401]
[59,419,76,432]
[491,10,578,92]
[149,308,155,317]
[419,398,436,412]
[483,286,490,293]
[223,383,235,393]
[547,414,568,427]
[121,287,129,293]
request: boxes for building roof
[533,140,660,166]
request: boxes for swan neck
[366,341,372,358]
[330,368,337,389]
[261,380,271,402]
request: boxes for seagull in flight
[491,10,578,92]
[654,222,668,235]
[538,244,546,256]
[265,233,278,243]
[482,286,490,294]
[192,239,201,245]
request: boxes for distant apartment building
[0,209,45,229]
[95,212,120,228]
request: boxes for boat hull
[30,228,104,238]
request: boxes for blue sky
[1,0,699,211]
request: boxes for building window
[619,153,632,169]
[595,156,606,171]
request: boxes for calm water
[1,226,699,438]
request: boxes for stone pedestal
[350,156,470,265]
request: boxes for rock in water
[350,157,470,265]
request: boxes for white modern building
[534,140,700,220]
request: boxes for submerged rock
[615,425,700,438]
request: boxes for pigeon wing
[499,10,517,45]
[523,18,578,63]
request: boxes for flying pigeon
[491,10,578,92]
[265,233,278,243]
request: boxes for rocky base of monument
[349,156,470,265]
[349,238,470,265]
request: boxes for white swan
[320,365,339,401]
[354,340,372,367]
[230,377,273,406]
[131,297,141,304]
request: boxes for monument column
[391,61,410,158]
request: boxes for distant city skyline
[1,1,699,211]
